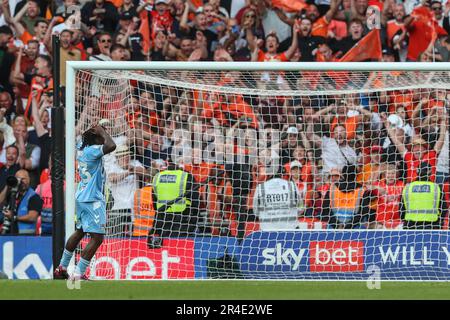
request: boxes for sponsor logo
[1,241,52,279]
[379,246,436,266]
[82,239,195,280]
[261,243,307,271]
[309,241,364,272]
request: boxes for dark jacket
[319,181,374,229]
[81,1,119,34]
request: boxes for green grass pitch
[0,280,449,300]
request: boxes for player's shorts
[76,201,106,234]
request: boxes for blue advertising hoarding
[0,237,52,279]
[1,232,449,280]
[236,231,450,280]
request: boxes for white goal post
[65,62,450,280]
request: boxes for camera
[1,176,21,235]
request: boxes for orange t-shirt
[372,180,404,223]
[257,49,288,62]
[404,151,437,183]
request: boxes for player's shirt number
[78,161,91,183]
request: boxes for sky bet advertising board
[1,231,449,280]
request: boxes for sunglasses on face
[432,6,442,10]
[100,38,112,43]
[245,13,255,18]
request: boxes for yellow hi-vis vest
[153,170,191,213]
[402,181,441,222]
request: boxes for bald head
[15,169,30,190]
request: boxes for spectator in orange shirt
[404,1,447,61]
[358,145,383,184]
[370,163,404,228]
[273,0,342,39]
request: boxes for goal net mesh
[72,67,450,280]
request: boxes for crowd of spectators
[0,0,449,236]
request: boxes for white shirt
[261,9,294,44]
[321,136,358,173]
[253,178,301,230]
[437,131,449,173]
[105,159,143,212]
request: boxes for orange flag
[339,29,382,62]
[272,0,308,12]
[139,11,151,56]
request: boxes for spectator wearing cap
[81,0,119,34]
[287,160,307,214]
[105,144,145,236]
[399,162,448,229]
[281,126,300,164]
[146,0,174,42]
[381,46,395,62]
[116,11,134,38]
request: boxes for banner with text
[236,231,450,280]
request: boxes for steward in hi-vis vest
[319,165,375,229]
[400,163,447,229]
[253,172,302,231]
[149,164,200,241]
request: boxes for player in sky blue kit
[54,125,116,280]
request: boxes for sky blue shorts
[76,201,106,234]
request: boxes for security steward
[253,167,302,230]
[148,162,200,248]
[319,165,373,229]
[400,163,448,229]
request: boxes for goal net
[66,62,450,281]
